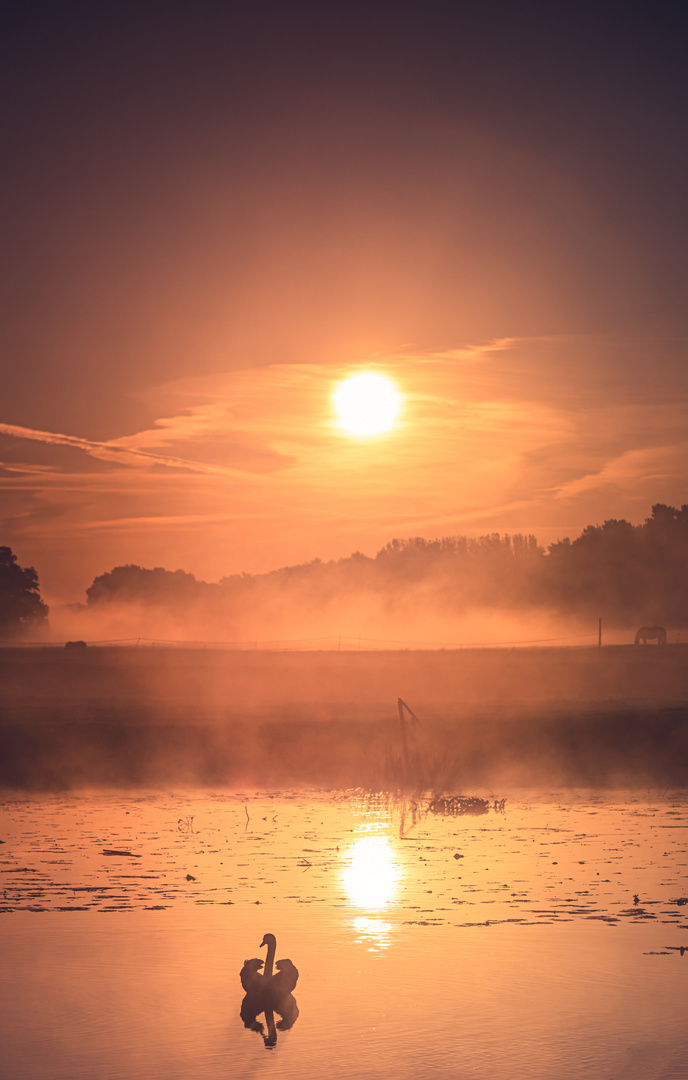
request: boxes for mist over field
[53,590,589,650]
[43,504,688,647]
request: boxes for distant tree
[0,546,49,638]
[86,564,205,606]
[372,532,544,607]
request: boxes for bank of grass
[1,646,688,790]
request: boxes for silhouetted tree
[0,546,49,638]
[541,505,688,624]
[86,564,208,606]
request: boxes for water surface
[1,789,687,1078]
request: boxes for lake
[1,788,687,1079]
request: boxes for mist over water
[1,645,687,792]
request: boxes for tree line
[85,503,688,628]
[2,503,687,637]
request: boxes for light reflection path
[352,915,394,950]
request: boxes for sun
[334,373,401,436]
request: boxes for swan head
[260,933,276,949]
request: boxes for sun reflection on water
[341,836,400,909]
[352,916,395,951]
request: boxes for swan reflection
[239,933,299,1049]
[342,836,399,909]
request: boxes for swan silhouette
[239,933,300,1040]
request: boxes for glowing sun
[334,373,401,436]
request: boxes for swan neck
[264,935,276,978]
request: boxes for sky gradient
[2,4,687,604]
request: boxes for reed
[359,699,508,830]
[372,697,466,798]
[381,745,465,798]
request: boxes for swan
[240,935,299,1036]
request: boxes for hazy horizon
[3,502,680,648]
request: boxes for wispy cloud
[0,418,294,477]
[0,421,237,474]
[553,443,688,501]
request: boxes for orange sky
[1,6,687,604]
[3,335,687,605]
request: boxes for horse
[634,626,667,645]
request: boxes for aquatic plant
[426,794,506,816]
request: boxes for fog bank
[2,646,687,791]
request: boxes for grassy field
[1,645,687,790]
